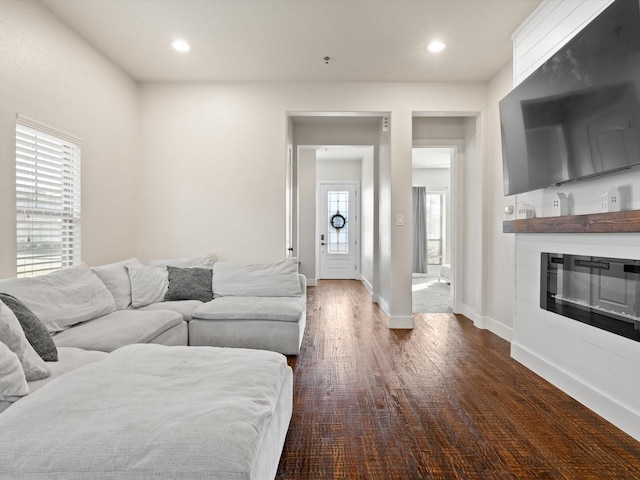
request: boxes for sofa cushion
[136,300,203,322]
[193,296,305,322]
[91,258,141,310]
[0,300,50,381]
[127,264,169,308]
[165,266,213,302]
[0,265,117,333]
[52,310,183,352]
[148,253,215,269]
[213,258,301,297]
[0,293,57,362]
[28,347,108,394]
[0,341,29,413]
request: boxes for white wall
[462,117,483,318]
[297,148,317,282]
[317,159,362,181]
[377,121,393,317]
[483,62,517,340]
[412,168,449,190]
[0,1,139,278]
[361,149,375,292]
[412,117,465,139]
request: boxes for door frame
[412,139,464,313]
[316,180,361,280]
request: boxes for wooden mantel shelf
[503,210,640,234]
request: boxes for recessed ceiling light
[427,41,446,53]
[172,39,191,53]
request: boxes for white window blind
[16,118,82,277]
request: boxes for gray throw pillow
[164,267,213,303]
[0,294,58,362]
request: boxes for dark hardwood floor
[276,280,640,479]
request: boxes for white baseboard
[389,315,414,329]
[371,290,413,329]
[485,318,513,342]
[376,296,390,316]
[512,342,640,442]
[459,304,513,342]
[306,277,317,287]
[360,275,373,294]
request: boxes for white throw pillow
[91,258,141,310]
[0,341,29,413]
[148,253,216,269]
[127,264,169,308]
[0,265,117,333]
[212,258,301,297]
[0,300,50,381]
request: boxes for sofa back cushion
[0,265,117,333]
[212,259,301,297]
[91,258,141,310]
[148,253,215,269]
[127,264,168,308]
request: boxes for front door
[319,183,358,279]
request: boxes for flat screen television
[499,0,640,196]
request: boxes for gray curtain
[412,186,428,273]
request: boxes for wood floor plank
[276,280,640,479]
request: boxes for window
[15,117,82,277]
[426,192,444,265]
[327,190,349,254]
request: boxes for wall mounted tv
[499,0,640,196]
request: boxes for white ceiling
[41,0,541,83]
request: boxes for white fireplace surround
[513,233,640,440]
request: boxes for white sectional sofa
[0,255,305,479]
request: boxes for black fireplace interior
[541,253,640,342]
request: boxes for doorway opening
[287,113,381,295]
[412,145,457,313]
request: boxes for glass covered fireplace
[541,253,640,342]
